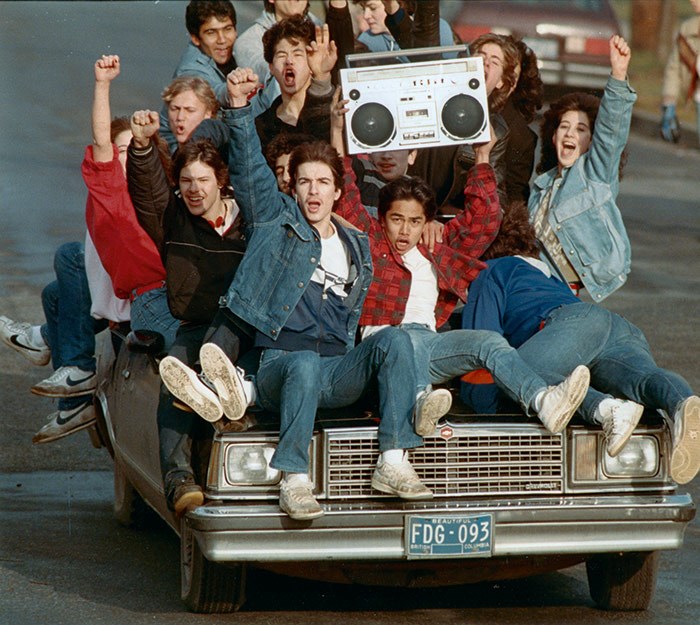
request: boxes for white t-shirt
[362,246,438,339]
[310,228,353,299]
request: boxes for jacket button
[271,329,277,335]
[298,281,304,288]
[283,305,289,311]
[310,257,317,263]
[287,231,293,238]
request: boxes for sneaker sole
[279,503,325,521]
[606,403,644,458]
[671,396,700,484]
[159,357,223,423]
[174,489,205,517]
[545,365,590,434]
[415,389,452,436]
[371,476,433,500]
[30,382,96,398]
[200,343,247,421]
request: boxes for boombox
[339,47,490,155]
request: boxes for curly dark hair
[264,132,317,168]
[480,200,539,260]
[509,38,544,124]
[185,1,236,36]
[262,15,316,64]
[377,175,438,221]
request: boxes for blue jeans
[402,324,547,413]
[130,285,179,351]
[255,327,422,474]
[40,242,107,410]
[516,303,693,422]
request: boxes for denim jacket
[158,42,276,153]
[220,105,373,350]
[528,76,637,301]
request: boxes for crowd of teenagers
[1,0,698,522]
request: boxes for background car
[445,0,622,91]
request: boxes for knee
[41,280,59,309]
[284,351,321,384]
[373,327,414,359]
[54,241,84,273]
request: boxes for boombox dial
[340,55,490,154]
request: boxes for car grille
[323,426,564,498]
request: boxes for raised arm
[443,129,501,256]
[92,54,121,163]
[224,68,285,225]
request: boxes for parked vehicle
[91,329,695,613]
[447,0,622,90]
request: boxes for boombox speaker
[340,46,490,155]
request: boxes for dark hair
[470,33,520,113]
[172,139,229,189]
[110,116,131,143]
[536,91,626,178]
[287,141,344,198]
[480,200,539,260]
[262,15,316,64]
[510,38,544,124]
[264,0,310,15]
[377,176,438,221]
[185,1,236,36]
[264,132,316,168]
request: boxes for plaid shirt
[337,157,501,328]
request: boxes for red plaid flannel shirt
[337,157,501,328]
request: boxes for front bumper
[187,493,696,563]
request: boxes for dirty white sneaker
[601,400,644,457]
[279,477,324,520]
[31,365,96,398]
[32,400,95,444]
[199,343,248,421]
[414,387,452,436]
[537,365,590,434]
[0,315,50,366]
[159,356,223,423]
[670,396,700,484]
[371,454,433,500]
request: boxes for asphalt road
[1,2,699,624]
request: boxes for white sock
[283,472,310,485]
[593,398,618,424]
[30,326,47,349]
[239,371,256,406]
[380,449,405,465]
[531,389,546,413]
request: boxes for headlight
[603,437,659,478]
[225,444,280,485]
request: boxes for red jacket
[336,157,501,328]
[82,145,166,299]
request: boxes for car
[446,0,622,90]
[90,328,695,613]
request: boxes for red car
[448,0,622,90]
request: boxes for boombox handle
[344,44,471,68]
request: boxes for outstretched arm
[92,54,121,163]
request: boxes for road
[1,2,699,624]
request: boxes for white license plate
[405,514,493,559]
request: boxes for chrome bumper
[187,493,695,563]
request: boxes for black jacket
[127,141,246,324]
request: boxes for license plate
[522,37,559,60]
[405,514,493,559]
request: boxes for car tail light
[453,24,498,44]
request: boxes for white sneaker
[199,343,248,421]
[537,365,590,434]
[31,365,96,398]
[670,396,700,484]
[601,400,644,457]
[371,454,433,500]
[414,387,452,436]
[279,478,324,520]
[32,401,95,444]
[0,315,50,366]
[159,356,223,423]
